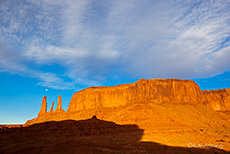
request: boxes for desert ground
[0,113,229,154]
[1,79,230,153]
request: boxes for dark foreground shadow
[0,117,228,154]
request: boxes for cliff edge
[25,78,230,126]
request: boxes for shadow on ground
[0,117,228,154]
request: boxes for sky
[0,0,230,124]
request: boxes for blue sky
[0,0,229,124]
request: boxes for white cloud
[24,44,89,63]
[0,0,229,89]
[0,43,76,90]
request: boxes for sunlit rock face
[24,79,230,151]
[27,78,230,126]
[67,79,203,112]
[38,95,65,117]
[203,88,230,111]
[55,95,65,113]
[38,96,47,116]
[36,79,230,114]
[49,101,54,113]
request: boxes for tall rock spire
[49,101,54,113]
[38,96,47,116]
[55,95,65,113]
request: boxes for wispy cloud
[0,0,229,90]
[0,44,76,90]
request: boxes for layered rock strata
[203,88,230,111]
[28,79,230,126]
[40,79,230,114]
[67,79,203,112]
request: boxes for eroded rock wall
[203,88,230,111]
[26,79,230,126]
[67,79,204,112]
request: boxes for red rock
[203,88,230,111]
[49,101,54,113]
[22,79,230,151]
[38,96,47,116]
[3,119,230,153]
[67,79,203,112]
[27,79,230,126]
[55,95,65,113]
[0,125,22,130]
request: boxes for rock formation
[38,96,47,116]
[23,78,230,151]
[203,88,230,111]
[67,79,230,112]
[28,78,230,126]
[37,95,65,117]
[49,101,54,113]
[55,95,65,113]
[67,79,203,112]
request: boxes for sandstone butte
[23,78,230,151]
[26,78,230,125]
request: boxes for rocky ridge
[24,79,230,151]
[27,78,230,126]
[38,79,230,115]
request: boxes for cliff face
[67,79,203,112]
[36,79,230,114]
[26,78,230,126]
[203,88,230,111]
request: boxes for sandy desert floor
[0,117,229,154]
